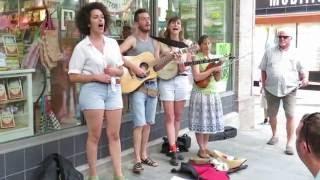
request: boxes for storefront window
[0,0,82,143]
[202,0,233,92]
[157,0,198,41]
[90,0,150,40]
[0,0,235,143]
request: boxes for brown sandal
[132,162,144,173]
[141,157,159,167]
[197,150,210,159]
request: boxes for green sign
[216,43,231,56]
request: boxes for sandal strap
[133,162,143,169]
[142,157,158,167]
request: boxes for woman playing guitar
[188,35,225,159]
[154,16,193,166]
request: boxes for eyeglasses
[301,112,320,152]
[278,36,290,39]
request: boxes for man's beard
[138,26,150,33]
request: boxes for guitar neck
[184,58,221,66]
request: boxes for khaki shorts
[265,89,297,118]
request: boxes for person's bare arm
[299,70,309,87]
[120,35,135,54]
[192,63,221,82]
[120,36,146,77]
[154,42,175,71]
[261,70,267,88]
[104,65,123,77]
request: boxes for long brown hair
[163,16,184,41]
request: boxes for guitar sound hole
[140,62,149,70]
[137,62,149,78]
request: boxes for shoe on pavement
[87,176,99,180]
[267,137,279,145]
[260,118,269,125]
[169,152,179,166]
[132,162,144,174]
[167,151,184,160]
[114,176,128,180]
[197,150,210,159]
[284,146,294,155]
[141,157,159,167]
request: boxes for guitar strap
[150,36,188,48]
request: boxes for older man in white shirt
[259,28,308,155]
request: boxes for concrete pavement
[82,89,318,180]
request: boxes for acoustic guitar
[121,52,157,94]
[157,45,199,80]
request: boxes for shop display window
[202,0,233,92]
[0,0,236,143]
[0,0,82,143]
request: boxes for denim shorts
[79,82,123,111]
[159,75,192,101]
[130,81,158,127]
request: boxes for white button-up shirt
[259,46,305,97]
[68,36,123,75]
[315,170,320,180]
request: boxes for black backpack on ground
[37,153,84,180]
[161,134,192,154]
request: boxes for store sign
[104,0,120,11]
[103,0,133,13]
[271,0,320,7]
[256,0,320,9]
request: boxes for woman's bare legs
[84,110,104,176]
[104,109,123,177]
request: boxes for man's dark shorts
[265,89,297,118]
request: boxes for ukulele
[194,60,224,88]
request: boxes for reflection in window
[93,0,150,39]
[157,0,198,41]
[202,0,233,92]
[0,0,83,140]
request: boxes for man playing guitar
[120,8,160,174]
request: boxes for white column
[233,0,256,130]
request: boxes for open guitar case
[209,126,238,142]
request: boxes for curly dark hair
[164,16,184,41]
[75,2,111,35]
